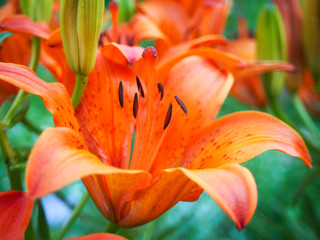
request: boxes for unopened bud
[60,0,104,76]
[257,3,287,99]
[20,0,53,23]
[302,0,320,80]
[118,0,136,24]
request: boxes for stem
[22,118,43,135]
[29,37,41,71]
[36,199,50,240]
[2,90,28,127]
[25,220,37,240]
[104,221,120,234]
[71,74,88,109]
[0,125,23,191]
[292,94,320,141]
[2,36,41,127]
[55,192,90,240]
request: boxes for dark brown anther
[98,34,104,48]
[127,35,135,46]
[117,34,121,44]
[133,93,138,118]
[157,82,164,100]
[163,103,172,130]
[118,81,124,108]
[136,76,145,98]
[175,96,188,115]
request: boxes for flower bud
[118,0,136,24]
[20,0,53,22]
[257,3,287,99]
[60,0,104,76]
[302,0,320,80]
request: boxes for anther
[175,96,188,115]
[163,103,172,130]
[133,93,138,118]
[118,81,123,108]
[158,82,164,100]
[136,76,145,98]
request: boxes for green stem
[2,36,41,127]
[2,90,28,127]
[36,199,50,240]
[292,94,320,141]
[25,220,37,240]
[22,118,43,135]
[71,74,88,109]
[29,37,41,71]
[55,192,90,240]
[0,125,23,190]
[104,221,120,234]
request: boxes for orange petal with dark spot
[26,127,151,199]
[182,111,311,169]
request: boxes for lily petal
[0,62,80,132]
[0,14,50,39]
[149,57,234,175]
[233,61,295,80]
[26,127,151,200]
[157,48,246,80]
[121,164,257,231]
[182,111,311,169]
[0,191,33,240]
[66,233,127,240]
[100,43,144,66]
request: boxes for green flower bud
[302,0,320,80]
[257,3,287,99]
[118,0,136,24]
[60,0,104,76]
[20,0,53,23]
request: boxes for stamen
[175,96,188,115]
[163,103,173,130]
[133,93,138,118]
[136,76,145,98]
[127,35,135,46]
[157,82,164,100]
[118,81,123,108]
[98,34,104,48]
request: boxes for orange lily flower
[224,19,267,107]
[0,42,311,231]
[134,1,296,108]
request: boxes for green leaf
[0,31,13,45]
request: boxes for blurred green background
[0,0,319,239]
